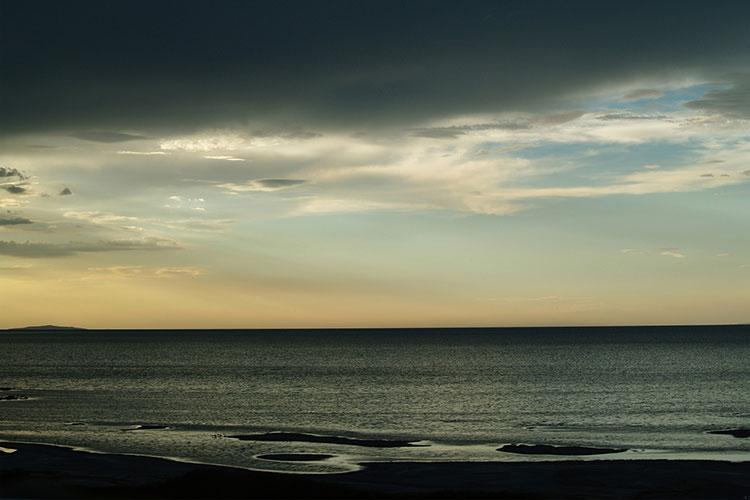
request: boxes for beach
[2,441,750,499]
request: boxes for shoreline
[4,441,750,499]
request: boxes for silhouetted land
[6,325,87,331]
[3,441,750,499]
[2,324,748,335]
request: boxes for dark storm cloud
[0,238,180,258]
[1,1,749,136]
[70,131,147,143]
[0,216,32,226]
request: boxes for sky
[1,0,749,328]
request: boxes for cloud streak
[0,238,180,258]
[0,216,33,226]
[220,179,306,193]
[71,131,147,143]
[0,167,27,180]
[3,185,27,195]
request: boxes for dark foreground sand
[2,441,750,499]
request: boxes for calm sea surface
[1,327,749,472]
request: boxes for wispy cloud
[0,167,27,180]
[0,216,33,226]
[0,238,180,258]
[620,88,664,101]
[117,150,170,156]
[409,111,584,139]
[204,155,246,162]
[64,211,139,224]
[219,179,306,192]
[71,131,147,143]
[660,248,686,258]
[620,248,686,258]
[86,265,202,278]
[3,185,27,195]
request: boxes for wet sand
[228,431,425,448]
[497,443,627,455]
[2,441,750,499]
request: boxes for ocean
[1,327,749,473]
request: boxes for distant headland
[6,325,87,332]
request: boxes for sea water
[1,327,749,472]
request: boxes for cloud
[410,121,532,139]
[219,179,306,192]
[204,155,246,162]
[620,89,664,101]
[160,133,247,152]
[0,198,25,209]
[409,112,584,139]
[160,131,319,152]
[163,196,206,211]
[0,263,33,273]
[2,3,749,137]
[596,112,669,121]
[59,187,73,196]
[157,218,235,232]
[0,216,32,226]
[117,150,170,156]
[295,198,425,215]
[64,211,138,224]
[660,248,686,258]
[3,185,27,194]
[0,167,27,180]
[0,238,180,258]
[71,131,147,143]
[86,265,203,278]
[686,77,750,118]
[154,266,203,277]
[621,248,686,258]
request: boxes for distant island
[6,325,87,332]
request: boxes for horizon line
[3,323,749,332]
